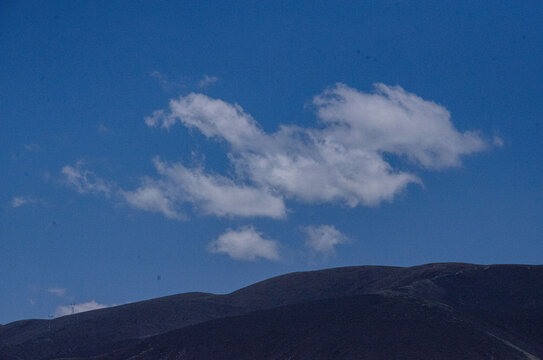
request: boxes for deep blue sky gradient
[1,1,542,323]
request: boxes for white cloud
[312,84,487,169]
[207,226,280,261]
[146,84,488,209]
[61,162,113,198]
[302,225,347,254]
[198,75,218,88]
[144,109,166,127]
[122,181,184,220]
[54,301,108,317]
[146,93,262,147]
[122,158,286,219]
[64,83,493,223]
[47,287,66,297]
[60,159,285,220]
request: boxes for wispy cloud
[150,71,217,91]
[61,162,113,198]
[11,196,30,208]
[24,143,40,152]
[47,287,66,297]
[302,225,347,255]
[493,135,504,147]
[54,301,108,317]
[150,70,185,92]
[207,226,280,261]
[97,124,111,133]
[11,196,42,208]
[198,75,218,88]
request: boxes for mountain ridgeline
[1,263,543,359]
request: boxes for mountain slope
[1,263,543,359]
[97,294,537,360]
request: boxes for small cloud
[47,287,66,297]
[207,226,280,261]
[144,109,167,128]
[54,301,108,317]
[302,225,347,255]
[11,196,29,208]
[493,135,504,147]
[11,196,42,208]
[150,70,184,91]
[24,144,40,152]
[198,75,218,88]
[97,124,110,133]
[61,162,113,198]
[150,70,170,88]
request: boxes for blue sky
[1,1,542,324]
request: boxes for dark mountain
[1,263,543,359]
[97,295,534,360]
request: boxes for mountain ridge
[2,262,543,359]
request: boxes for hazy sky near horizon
[2,1,543,324]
